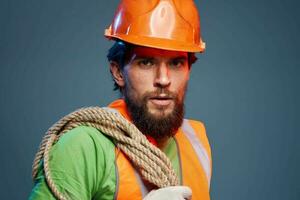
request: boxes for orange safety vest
[108,99,212,200]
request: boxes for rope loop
[32,107,179,200]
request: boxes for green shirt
[29,126,181,200]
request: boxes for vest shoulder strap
[115,148,146,200]
[175,119,211,199]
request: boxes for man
[29,0,211,199]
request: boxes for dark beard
[124,89,185,142]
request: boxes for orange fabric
[115,149,143,200]
[108,99,132,122]
[105,0,205,53]
[175,124,210,200]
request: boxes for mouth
[149,95,173,106]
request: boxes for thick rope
[32,107,179,200]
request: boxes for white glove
[143,186,192,200]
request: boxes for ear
[110,61,125,87]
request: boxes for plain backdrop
[0,0,299,199]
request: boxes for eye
[169,58,186,69]
[137,58,155,68]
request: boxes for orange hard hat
[104,0,205,53]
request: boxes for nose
[154,63,171,88]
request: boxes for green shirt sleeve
[29,126,117,200]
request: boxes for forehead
[131,46,188,58]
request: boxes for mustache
[144,89,177,99]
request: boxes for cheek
[172,72,190,91]
[126,71,152,95]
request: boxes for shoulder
[49,125,117,174]
[183,119,211,157]
[183,119,207,137]
[186,119,206,131]
[54,125,115,151]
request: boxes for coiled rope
[32,107,179,200]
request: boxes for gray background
[1,0,299,199]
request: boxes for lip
[149,97,173,106]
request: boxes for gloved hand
[143,186,192,200]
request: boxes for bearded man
[29,0,212,199]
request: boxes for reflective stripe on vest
[181,119,211,186]
[133,166,149,198]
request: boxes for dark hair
[107,40,133,91]
[107,40,198,91]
